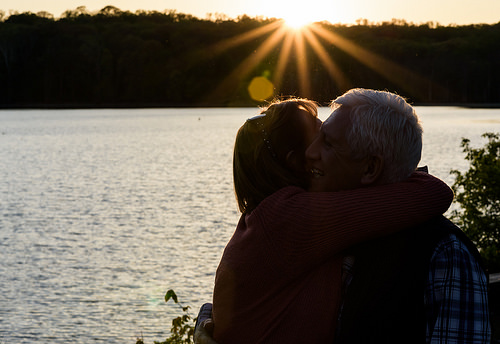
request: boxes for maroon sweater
[212,172,453,344]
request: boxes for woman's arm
[251,171,453,268]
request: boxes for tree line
[0,6,499,108]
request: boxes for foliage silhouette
[135,289,196,344]
[0,8,499,107]
[451,133,500,273]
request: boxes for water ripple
[1,107,499,343]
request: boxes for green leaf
[165,289,178,303]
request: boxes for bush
[451,132,500,273]
[136,289,196,344]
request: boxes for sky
[1,0,499,26]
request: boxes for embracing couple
[194,88,490,343]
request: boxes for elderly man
[195,89,490,343]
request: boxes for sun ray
[210,20,283,56]
[272,32,296,91]
[302,26,352,92]
[207,25,289,102]
[293,31,312,98]
[309,24,446,100]
[204,16,445,105]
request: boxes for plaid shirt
[340,232,491,343]
[425,233,491,343]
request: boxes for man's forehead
[319,117,335,141]
[323,112,335,125]
[322,109,341,128]
[321,109,350,137]
[321,109,337,128]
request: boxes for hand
[194,318,218,344]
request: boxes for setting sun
[205,0,438,102]
[283,16,314,30]
[280,8,319,30]
[265,0,342,29]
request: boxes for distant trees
[0,8,499,107]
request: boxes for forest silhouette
[0,6,499,108]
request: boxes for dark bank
[1,7,500,108]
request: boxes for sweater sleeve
[249,171,453,271]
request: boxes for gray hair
[333,88,423,183]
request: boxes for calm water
[1,107,500,343]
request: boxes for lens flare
[248,76,275,101]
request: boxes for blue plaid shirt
[425,233,491,343]
[339,233,490,343]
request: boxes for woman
[211,98,452,343]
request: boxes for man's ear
[361,155,384,185]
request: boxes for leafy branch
[451,132,500,272]
[136,289,196,344]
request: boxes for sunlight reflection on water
[0,106,499,343]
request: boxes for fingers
[194,319,218,344]
[202,318,214,335]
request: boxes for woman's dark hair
[233,98,318,214]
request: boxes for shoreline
[1,103,500,110]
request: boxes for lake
[1,106,500,343]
